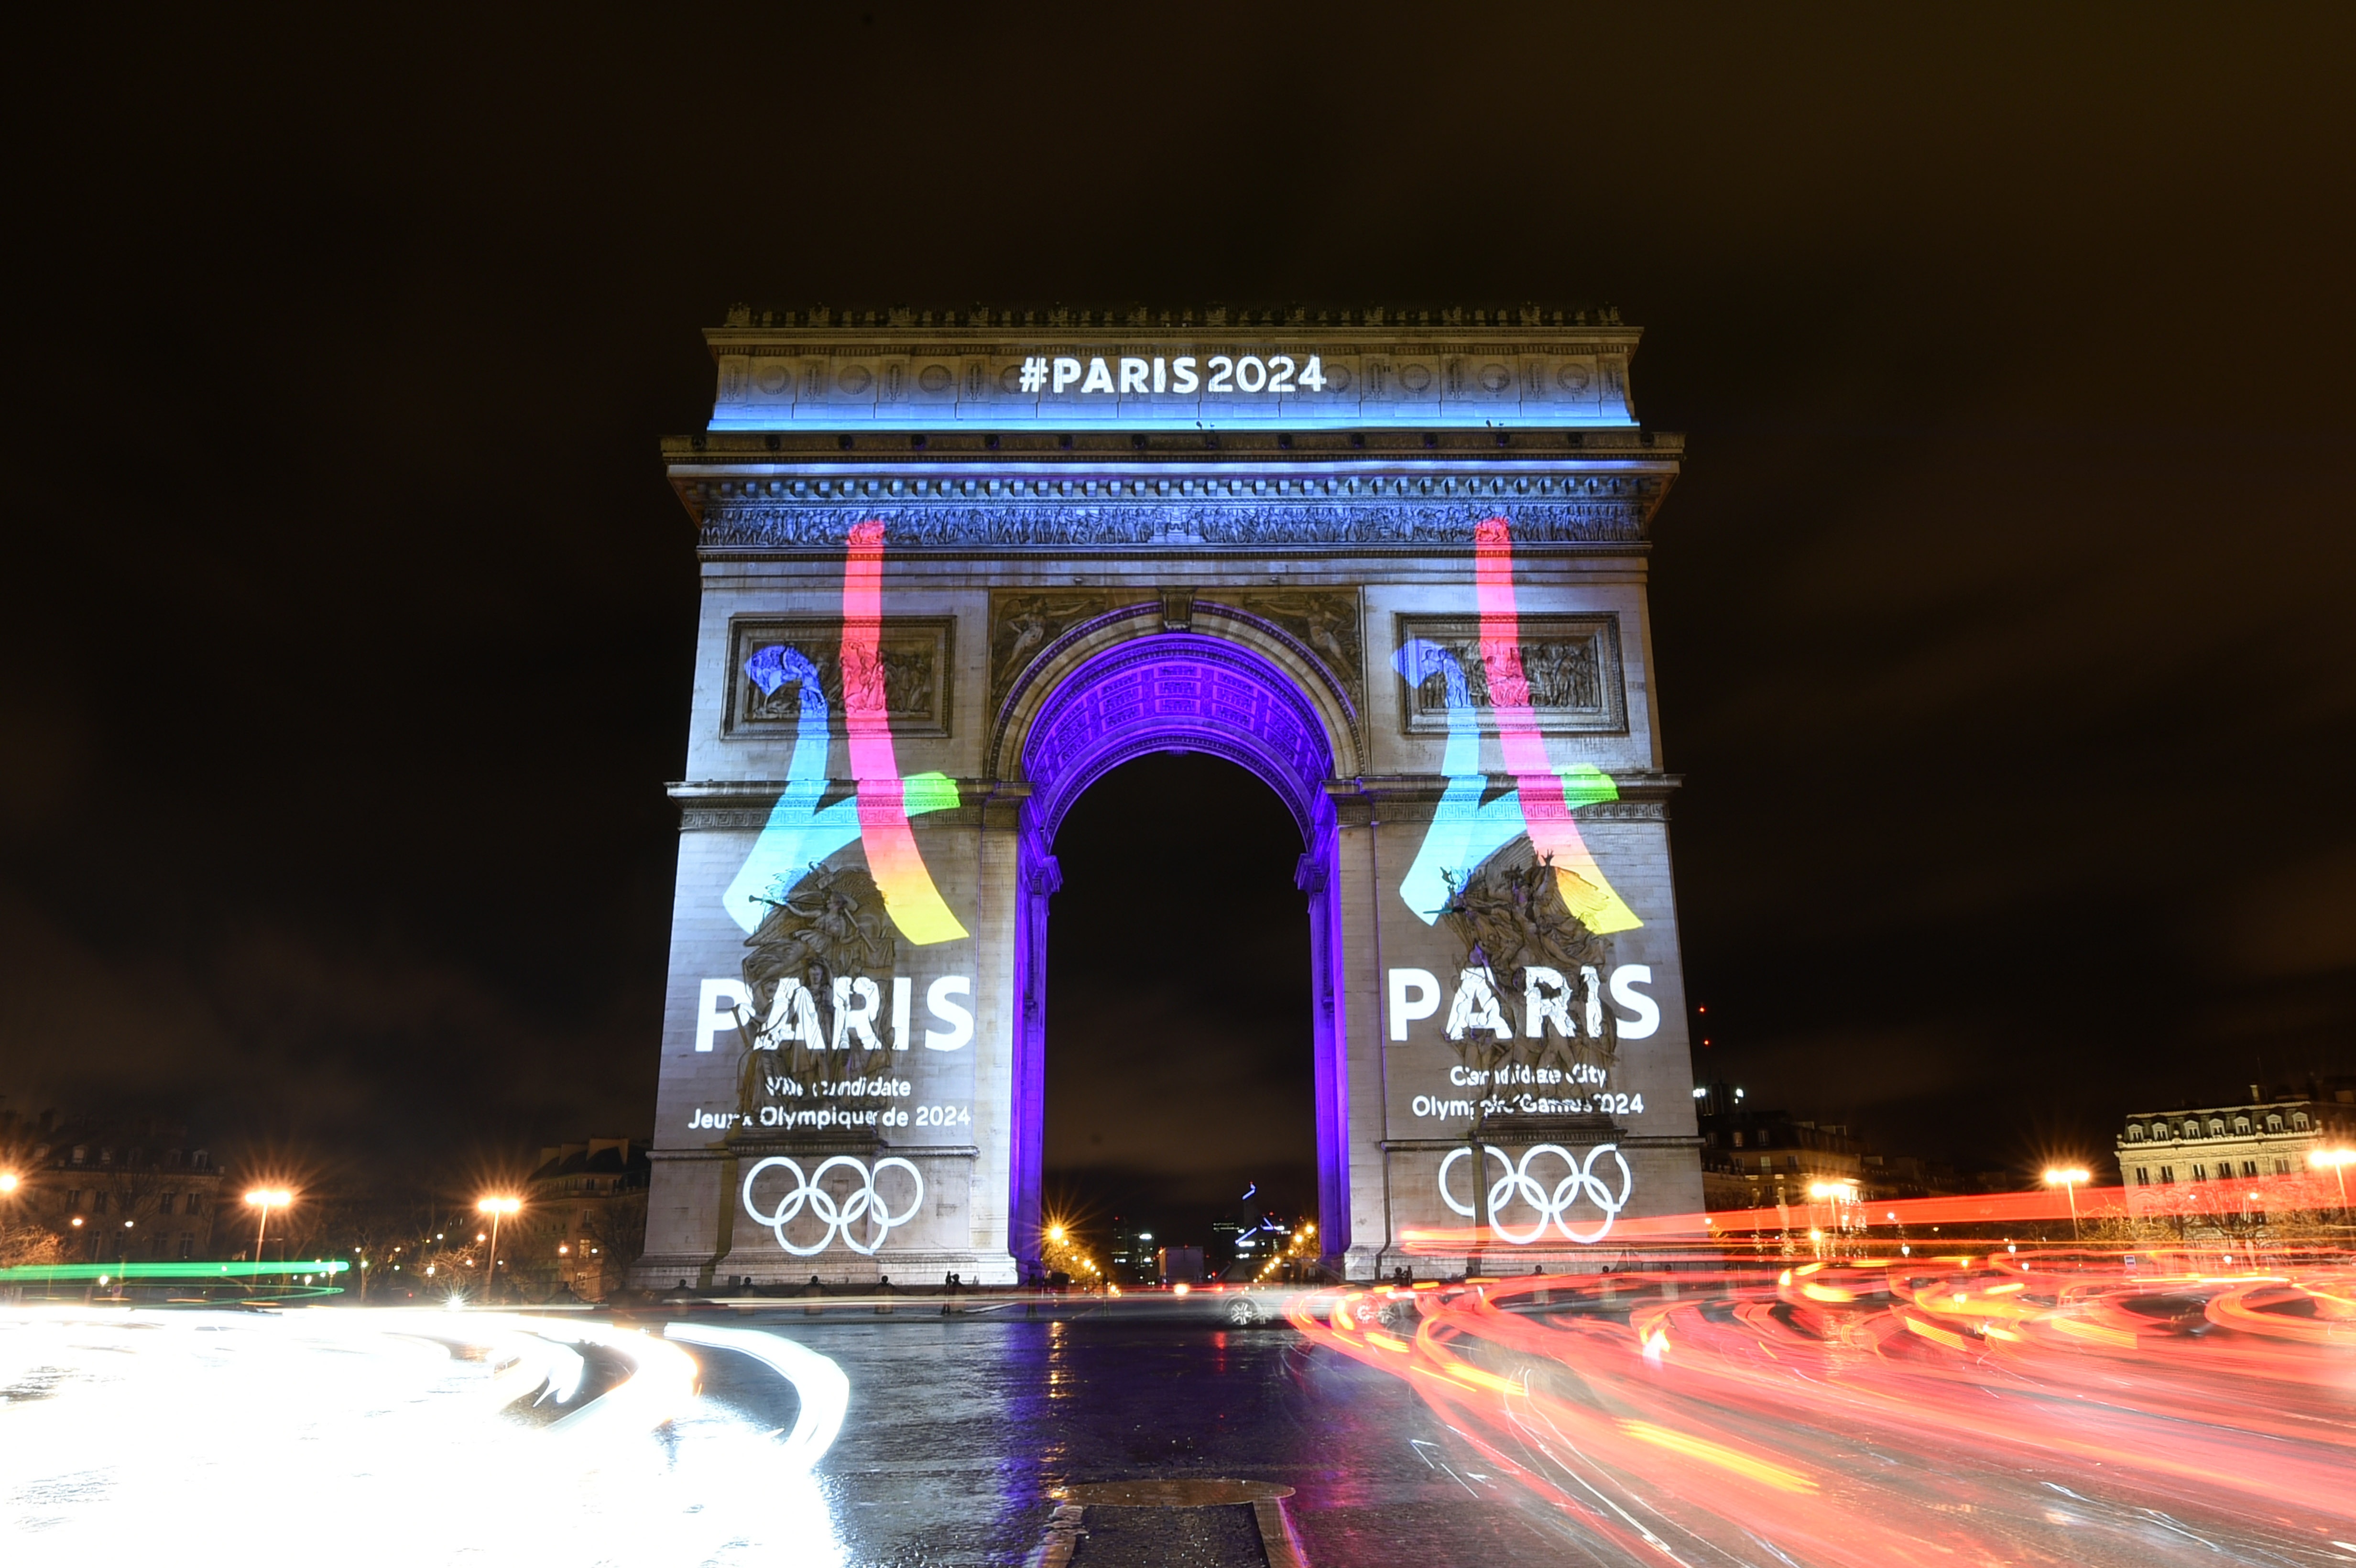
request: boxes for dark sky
[4,9,2352,1201]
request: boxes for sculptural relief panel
[1206,589,1365,717]
[725,615,954,738]
[1394,613,1625,736]
[986,590,1155,713]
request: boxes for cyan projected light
[1390,638,1612,918]
[722,632,963,942]
[1391,519,1640,934]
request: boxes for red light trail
[1296,1237,2356,1565]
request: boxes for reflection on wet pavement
[685,1307,1571,1568]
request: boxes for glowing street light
[476,1196,522,1305]
[2309,1148,2355,1225]
[245,1188,293,1272]
[0,1171,20,1195]
[2043,1167,2091,1241]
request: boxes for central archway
[1003,631,1354,1272]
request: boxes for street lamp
[476,1196,521,1304]
[0,1171,19,1194]
[2043,1168,2091,1241]
[2309,1148,2355,1227]
[245,1188,293,1274]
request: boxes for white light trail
[0,1306,848,1567]
[665,1320,850,1469]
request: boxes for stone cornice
[709,299,1636,337]
[666,426,1681,460]
[668,774,1680,829]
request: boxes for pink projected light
[1474,517,1639,934]
[840,521,966,945]
[721,523,966,943]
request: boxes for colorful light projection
[1392,518,1639,934]
[722,521,966,944]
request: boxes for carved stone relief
[1208,589,1364,715]
[987,591,1152,712]
[1395,613,1626,735]
[726,616,953,738]
[700,499,1650,551]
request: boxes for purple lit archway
[1008,633,1351,1270]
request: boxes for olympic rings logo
[1438,1143,1632,1245]
[742,1155,925,1256]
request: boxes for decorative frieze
[701,499,1647,552]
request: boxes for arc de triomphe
[637,305,1701,1287]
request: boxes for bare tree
[0,1219,64,1272]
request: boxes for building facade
[2116,1080,2356,1217]
[523,1138,650,1301]
[0,1109,222,1263]
[1694,1086,1967,1215]
[641,304,1704,1287]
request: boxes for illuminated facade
[523,1138,648,1301]
[1,1109,222,1264]
[640,305,1702,1287]
[2116,1081,2356,1218]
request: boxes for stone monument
[637,303,1700,1287]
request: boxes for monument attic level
[640,306,1699,1289]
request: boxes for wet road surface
[677,1302,1571,1567]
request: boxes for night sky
[5,11,2352,1223]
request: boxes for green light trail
[0,1259,350,1282]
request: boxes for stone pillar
[1007,818,1060,1278]
[1297,828,1353,1263]
[1335,787,1395,1283]
[964,790,1026,1285]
